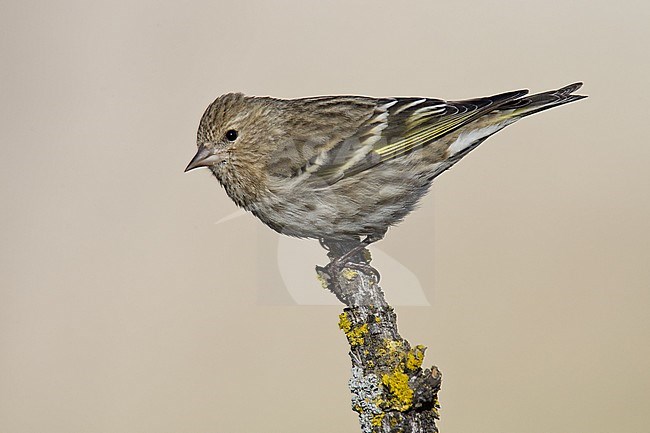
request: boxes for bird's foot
[318,232,387,282]
[318,245,381,282]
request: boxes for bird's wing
[305,89,529,185]
[265,96,378,179]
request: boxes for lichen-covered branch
[316,240,442,433]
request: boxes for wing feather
[308,89,529,184]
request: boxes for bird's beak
[185,144,225,172]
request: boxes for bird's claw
[320,257,381,282]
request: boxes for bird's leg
[335,234,382,281]
[319,236,361,262]
[320,231,386,281]
[335,233,383,265]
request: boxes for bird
[186,83,586,264]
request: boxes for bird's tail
[497,82,587,119]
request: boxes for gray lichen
[349,367,383,433]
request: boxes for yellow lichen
[406,345,426,371]
[381,370,413,411]
[338,312,352,334]
[341,268,358,280]
[348,323,368,346]
[380,339,407,365]
[316,273,329,289]
[371,413,385,427]
[385,339,405,352]
[432,396,440,417]
[338,312,368,346]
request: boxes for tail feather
[428,82,587,182]
[498,82,587,118]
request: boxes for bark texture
[316,240,442,433]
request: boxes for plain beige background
[1,1,649,432]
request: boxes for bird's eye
[225,130,238,141]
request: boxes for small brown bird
[186,83,586,255]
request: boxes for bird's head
[185,93,283,205]
[185,93,246,172]
[186,92,284,171]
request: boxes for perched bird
[186,83,586,256]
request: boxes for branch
[316,240,442,433]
